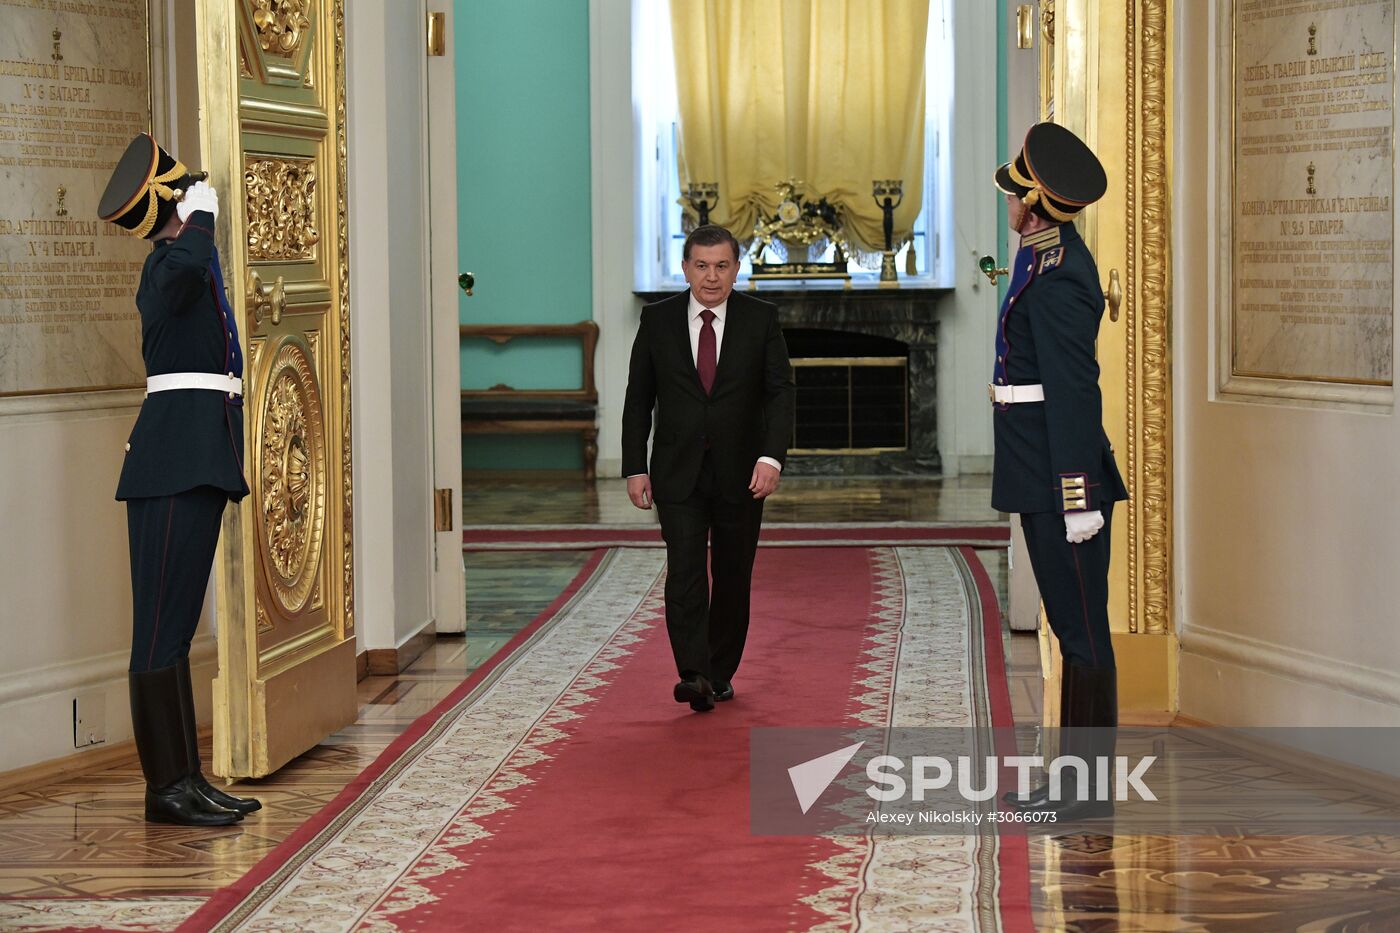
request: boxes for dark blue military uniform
[119,211,249,674]
[100,133,258,825]
[992,221,1126,670]
[993,121,1121,820]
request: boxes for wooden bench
[459,321,600,480]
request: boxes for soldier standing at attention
[98,134,261,826]
[989,123,1127,820]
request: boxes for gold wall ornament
[1124,0,1172,636]
[335,0,353,637]
[1042,1,1056,44]
[244,156,320,261]
[1017,4,1036,49]
[252,0,311,55]
[256,602,274,634]
[258,340,327,614]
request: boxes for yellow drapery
[669,0,930,255]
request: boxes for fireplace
[784,329,908,453]
[637,286,947,476]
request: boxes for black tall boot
[1007,662,1118,820]
[1002,659,1071,807]
[130,667,242,826]
[174,659,262,814]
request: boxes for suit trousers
[1019,501,1116,670]
[127,486,228,673]
[655,451,764,682]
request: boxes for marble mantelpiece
[635,285,951,476]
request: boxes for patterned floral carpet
[183,545,1029,932]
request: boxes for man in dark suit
[989,123,1127,819]
[622,224,795,712]
[99,134,260,825]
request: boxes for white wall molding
[0,389,143,419]
[425,0,466,634]
[0,639,217,708]
[591,0,641,473]
[346,0,397,652]
[1181,622,1400,714]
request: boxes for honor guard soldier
[990,123,1127,820]
[98,133,260,826]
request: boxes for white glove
[176,180,218,222]
[1064,510,1104,544]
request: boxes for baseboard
[365,620,437,676]
[356,649,369,682]
[0,725,212,799]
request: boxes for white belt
[147,372,243,397]
[989,383,1044,404]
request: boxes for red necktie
[697,308,717,394]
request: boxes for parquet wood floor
[5,476,1400,930]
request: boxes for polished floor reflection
[461,473,1005,525]
[2,475,1398,930]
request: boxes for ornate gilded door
[1037,0,1175,716]
[197,0,357,778]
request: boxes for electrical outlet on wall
[73,691,107,748]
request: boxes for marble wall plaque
[0,0,150,396]
[1232,0,1394,386]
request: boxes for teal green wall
[456,0,592,470]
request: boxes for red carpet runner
[186,546,1031,932]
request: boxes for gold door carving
[200,0,355,779]
[1037,0,1175,712]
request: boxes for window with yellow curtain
[634,0,954,287]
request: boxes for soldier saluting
[990,123,1127,820]
[98,134,260,826]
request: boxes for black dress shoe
[146,775,244,826]
[712,680,735,702]
[192,773,262,814]
[1002,782,1050,807]
[674,676,715,712]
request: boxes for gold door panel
[1036,0,1175,717]
[201,0,355,779]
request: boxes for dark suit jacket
[622,289,795,504]
[991,222,1127,515]
[116,211,250,502]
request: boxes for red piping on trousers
[147,498,176,670]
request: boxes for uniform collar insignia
[1021,226,1062,251]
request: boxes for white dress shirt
[625,293,782,478]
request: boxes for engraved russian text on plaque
[1233,0,1394,386]
[0,0,150,396]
